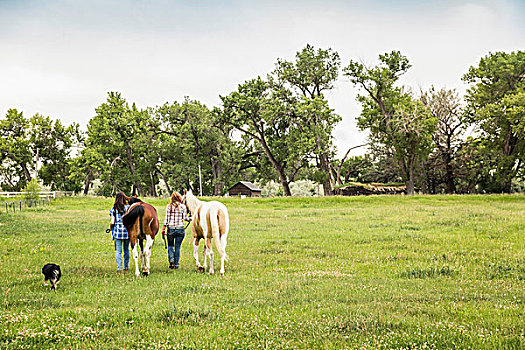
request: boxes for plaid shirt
[110,204,129,240]
[163,203,189,228]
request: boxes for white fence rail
[0,191,56,199]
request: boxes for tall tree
[344,51,436,194]
[463,51,525,193]
[30,114,82,191]
[421,87,466,193]
[155,98,250,196]
[220,78,313,196]
[0,109,32,189]
[0,109,81,191]
[272,44,341,195]
[84,92,155,196]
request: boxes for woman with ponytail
[162,191,190,269]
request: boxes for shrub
[22,178,40,200]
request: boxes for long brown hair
[114,192,127,215]
[170,191,183,210]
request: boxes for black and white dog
[42,263,61,291]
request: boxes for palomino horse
[122,197,159,278]
[183,190,230,276]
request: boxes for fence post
[19,200,21,211]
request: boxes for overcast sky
[1,0,524,156]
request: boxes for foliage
[272,44,341,195]
[0,109,81,191]
[80,92,158,196]
[3,49,525,195]
[463,50,525,193]
[22,178,40,200]
[220,78,314,196]
[344,52,437,194]
[420,87,466,193]
[155,98,250,196]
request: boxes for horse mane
[128,197,143,205]
[122,204,144,231]
[184,190,201,215]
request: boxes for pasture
[0,195,524,349]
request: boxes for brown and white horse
[122,197,159,278]
[183,190,230,276]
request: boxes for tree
[0,109,81,191]
[344,51,436,194]
[29,114,82,191]
[220,78,313,196]
[83,92,155,196]
[0,109,32,189]
[421,87,466,193]
[463,50,525,193]
[155,97,250,196]
[272,44,341,195]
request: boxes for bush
[22,178,40,200]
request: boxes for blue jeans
[115,238,130,271]
[167,228,185,267]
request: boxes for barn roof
[231,181,261,192]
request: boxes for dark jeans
[167,228,185,267]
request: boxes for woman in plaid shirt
[109,192,130,272]
[162,191,191,269]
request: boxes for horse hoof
[220,273,224,277]
[197,267,205,273]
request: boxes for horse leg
[143,235,154,276]
[193,238,204,273]
[219,233,228,277]
[202,243,207,271]
[130,238,141,279]
[205,237,214,275]
[139,239,146,274]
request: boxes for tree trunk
[314,135,334,196]
[21,163,32,182]
[149,171,157,197]
[83,168,93,195]
[156,168,172,194]
[443,152,456,194]
[211,157,225,196]
[319,152,333,196]
[124,142,144,196]
[258,134,292,196]
[406,153,415,195]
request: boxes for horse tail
[122,204,145,236]
[209,204,228,261]
[139,206,144,237]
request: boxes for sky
[1,0,524,157]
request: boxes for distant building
[227,181,262,197]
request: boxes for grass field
[0,195,524,349]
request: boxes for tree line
[1,46,524,196]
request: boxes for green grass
[1,195,524,349]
